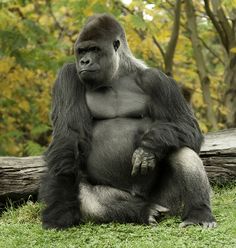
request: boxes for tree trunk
[0,129,236,201]
[164,0,181,76]
[224,53,236,128]
[210,0,236,128]
[204,0,236,128]
[185,0,218,130]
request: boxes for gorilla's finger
[203,222,217,228]
[179,221,193,228]
[147,159,156,171]
[154,204,169,213]
[140,160,148,175]
[132,148,142,163]
[131,156,142,176]
[148,216,158,225]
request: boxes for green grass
[0,185,235,248]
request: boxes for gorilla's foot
[148,204,169,225]
[179,220,217,228]
[42,204,81,230]
[181,205,216,228]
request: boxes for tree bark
[200,128,236,184]
[185,0,218,130]
[0,129,236,201]
[0,156,46,201]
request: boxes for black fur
[136,69,203,157]
[39,13,215,229]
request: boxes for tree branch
[164,0,181,76]
[203,0,229,52]
[45,0,64,39]
[152,36,166,62]
[199,36,225,65]
[211,0,234,48]
[8,7,25,19]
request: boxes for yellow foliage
[39,15,53,26]
[156,29,170,43]
[0,57,15,74]
[19,100,30,112]
[218,105,228,116]
[126,32,139,49]
[199,121,208,134]
[83,0,97,17]
[0,56,53,155]
[230,47,236,53]
[59,6,67,14]
[140,37,154,61]
[83,8,94,17]
[20,3,34,14]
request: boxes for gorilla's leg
[151,147,216,228]
[39,173,81,229]
[79,181,169,224]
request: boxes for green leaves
[0,29,27,55]
[130,15,147,30]
[22,19,47,42]
[25,141,46,156]
[30,125,51,138]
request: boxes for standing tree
[204,0,236,128]
[153,0,182,77]
[185,0,218,130]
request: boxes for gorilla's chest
[85,77,152,190]
[85,77,149,119]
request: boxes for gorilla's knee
[79,183,106,222]
[169,147,210,187]
[169,147,204,172]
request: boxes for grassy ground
[0,185,235,248]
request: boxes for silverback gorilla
[39,13,216,229]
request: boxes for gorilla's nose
[80,58,91,65]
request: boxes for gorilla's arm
[137,68,203,161]
[45,63,90,175]
[39,63,91,229]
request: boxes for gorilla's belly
[86,117,152,191]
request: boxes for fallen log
[200,129,236,184]
[0,129,235,201]
[0,156,45,201]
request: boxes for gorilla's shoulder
[60,63,77,72]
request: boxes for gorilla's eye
[113,40,120,51]
[77,48,85,55]
[89,47,100,52]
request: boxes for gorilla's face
[75,39,120,89]
[74,13,124,89]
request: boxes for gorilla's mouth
[79,70,99,75]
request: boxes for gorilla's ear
[113,40,120,51]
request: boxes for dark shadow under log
[0,129,235,201]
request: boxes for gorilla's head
[74,14,128,89]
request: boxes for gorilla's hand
[131,147,156,176]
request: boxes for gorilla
[39,13,216,229]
